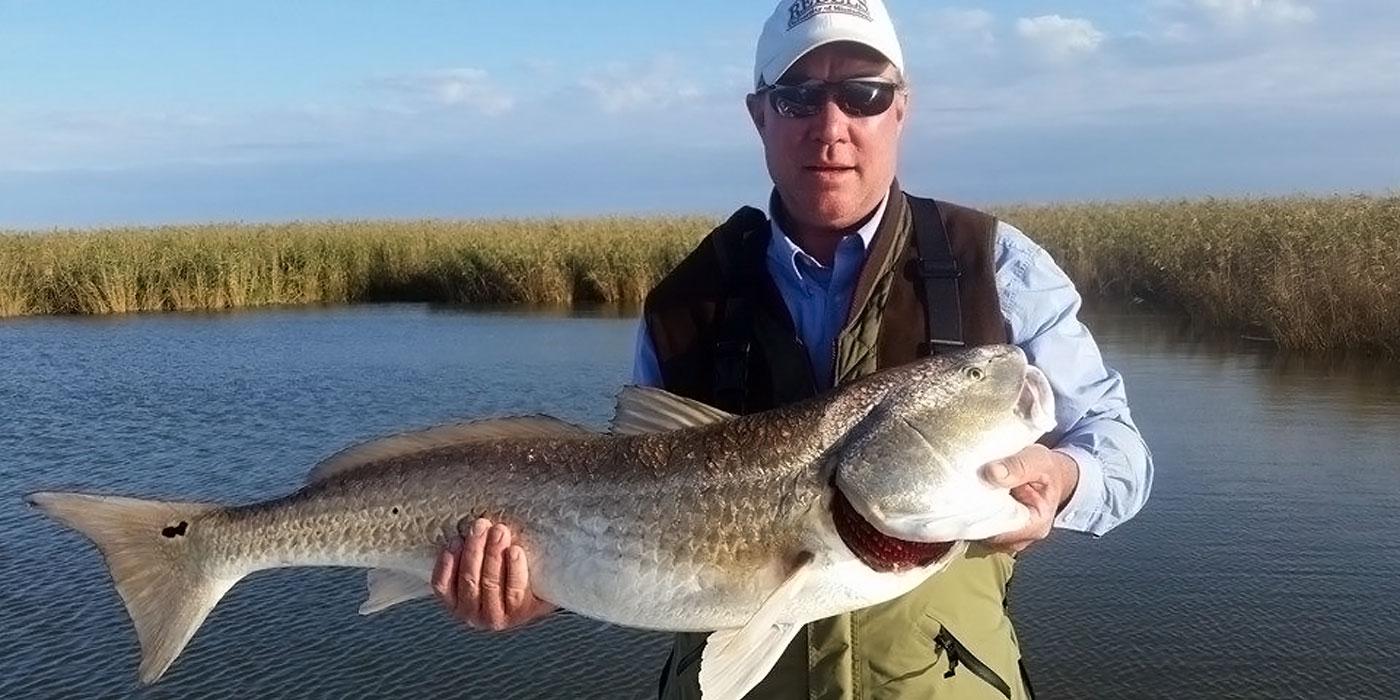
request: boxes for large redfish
[27,344,1054,700]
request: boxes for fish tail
[25,491,233,685]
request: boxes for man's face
[747,42,907,233]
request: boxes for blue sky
[2,0,1397,229]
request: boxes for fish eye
[963,366,985,381]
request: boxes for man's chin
[785,194,873,231]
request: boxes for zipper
[932,626,1013,698]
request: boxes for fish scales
[25,344,1058,699]
[211,395,839,585]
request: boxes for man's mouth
[831,490,954,573]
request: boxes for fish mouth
[831,489,955,573]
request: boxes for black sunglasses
[757,79,902,119]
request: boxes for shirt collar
[765,194,888,282]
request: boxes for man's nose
[808,97,851,144]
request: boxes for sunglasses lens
[766,81,896,118]
[838,82,895,117]
[770,86,823,118]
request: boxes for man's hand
[978,445,1080,554]
[431,517,557,631]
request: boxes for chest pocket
[857,610,1020,700]
[856,550,1029,700]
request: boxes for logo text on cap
[787,0,873,30]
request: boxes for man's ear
[893,90,909,136]
[746,93,765,131]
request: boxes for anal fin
[699,551,814,700]
[360,568,433,615]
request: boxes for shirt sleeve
[631,317,664,388]
[994,221,1155,537]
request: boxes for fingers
[430,535,462,606]
[980,444,1052,488]
[475,524,512,630]
[455,518,491,618]
[981,452,1032,488]
[983,483,1054,553]
[503,546,532,616]
[433,518,492,625]
[1011,483,1049,511]
[432,517,549,631]
[981,459,1015,487]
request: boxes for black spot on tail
[161,521,189,538]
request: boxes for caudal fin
[25,491,236,684]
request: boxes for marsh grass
[0,218,708,316]
[3,195,1397,353]
[997,195,1400,354]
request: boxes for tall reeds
[0,218,709,315]
[997,195,1400,354]
[3,195,1397,353]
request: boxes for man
[432,1,1153,698]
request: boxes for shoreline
[3,195,1397,355]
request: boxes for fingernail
[488,526,504,544]
[509,548,522,563]
[987,463,1009,482]
[471,519,490,538]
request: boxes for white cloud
[0,50,746,173]
[1016,15,1105,62]
[927,8,997,50]
[1193,0,1316,26]
[1157,21,1197,43]
[5,3,1400,226]
[914,32,1400,137]
[1140,0,1317,43]
[371,68,514,116]
[890,0,1398,136]
[577,56,711,114]
[5,2,1399,188]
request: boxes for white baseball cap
[753,0,905,90]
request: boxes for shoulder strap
[710,207,769,413]
[905,195,965,355]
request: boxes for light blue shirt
[631,199,1154,537]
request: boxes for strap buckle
[917,258,961,279]
[918,339,965,356]
[714,340,750,357]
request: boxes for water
[1,304,1397,699]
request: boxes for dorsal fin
[307,415,593,484]
[610,386,735,436]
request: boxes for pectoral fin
[359,568,433,615]
[698,551,814,700]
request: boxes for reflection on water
[1098,302,1400,411]
[1013,304,1400,700]
[1,304,1397,699]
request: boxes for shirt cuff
[1051,444,1109,536]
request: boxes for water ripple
[4,306,1400,699]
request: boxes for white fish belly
[529,540,778,632]
[525,516,953,633]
